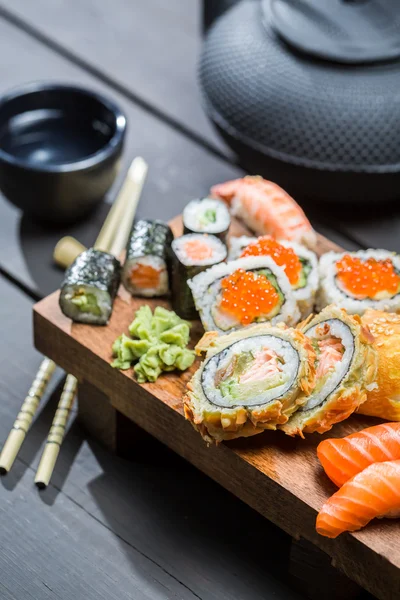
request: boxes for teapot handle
[202,0,243,34]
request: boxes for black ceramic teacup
[0,83,127,225]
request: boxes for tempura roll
[60,249,121,325]
[184,323,316,443]
[281,305,377,437]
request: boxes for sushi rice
[183,198,230,240]
[188,255,300,333]
[318,249,400,314]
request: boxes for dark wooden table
[0,1,392,598]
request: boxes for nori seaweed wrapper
[59,248,121,324]
[126,219,173,262]
[170,235,226,320]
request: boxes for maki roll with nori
[184,323,316,443]
[281,305,377,437]
[188,256,300,333]
[122,220,173,297]
[59,248,121,325]
[230,236,319,318]
[170,234,227,320]
[183,198,230,242]
[318,249,400,315]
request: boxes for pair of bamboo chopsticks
[0,157,148,488]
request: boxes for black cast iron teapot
[200,0,400,204]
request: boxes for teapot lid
[264,0,400,64]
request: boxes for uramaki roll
[358,309,400,421]
[281,305,377,437]
[184,323,316,444]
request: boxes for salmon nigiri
[316,459,400,538]
[210,176,316,249]
[318,423,400,487]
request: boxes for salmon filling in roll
[281,306,377,436]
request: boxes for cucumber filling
[293,258,311,290]
[70,289,102,316]
[199,208,217,227]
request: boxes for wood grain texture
[0,274,306,600]
[34,217,398,600]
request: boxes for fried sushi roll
[184,323,316,443]
[229,236,318,318]
[318,250,400,315]
[281,306,377,437]
[183,198,230,243]
[60,249,121,325]
[188,256,300,333]
[122,220,173,298]
[358,310,400,420]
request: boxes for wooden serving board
[33,217,400,600]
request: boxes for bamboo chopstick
[34,375,77,489]
[33,157,148,488]
[0,358,56,474]
[53,156,148,268]
[109,157,148,257]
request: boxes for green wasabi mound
[111,305,195,382]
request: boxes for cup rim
[0,82,127,173]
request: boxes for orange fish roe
[336,255,400,299]
[184,239,213,261]
[130,264,161,289]
[241,236,302,285]
[220,269,280,325]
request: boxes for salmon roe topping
[241,236,301,285]
[336,255,400,299]
[184,239,213,261]
[220,269,279,325]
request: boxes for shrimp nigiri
[316,459,400,538]
[210,176,316,249]
[318,423,400,487]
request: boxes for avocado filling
[293,258,312,290]
[70,289,101,316]
[211,268,285,332]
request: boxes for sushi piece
[316,459,400,538]
[211,176,316,249]
[231,235,318,318]
[188,256,300,334]
[318,250,400,315]
[122,219,173,298]
[183,198,231,243]
[358,310,400,420]
[170,234,227,320]
[281,305,377,437]
[318,423,400,487]
[60,248,121,325]
[184,323,316,443]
